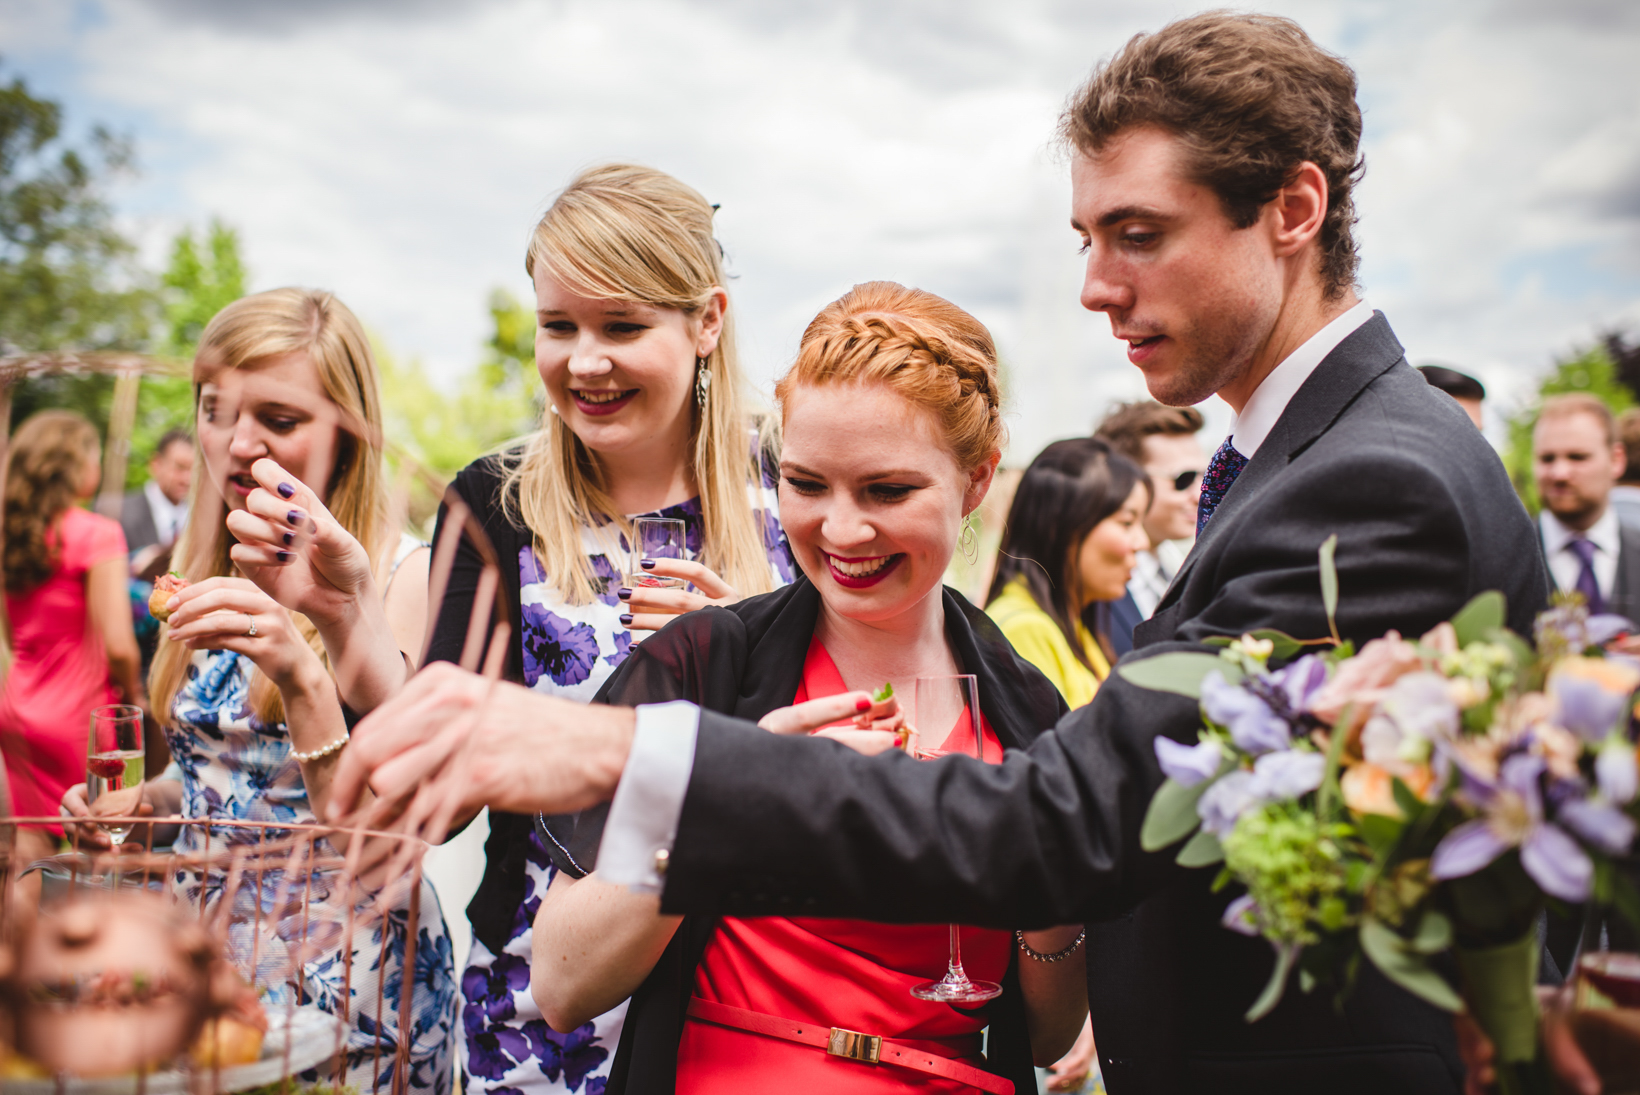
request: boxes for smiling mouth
[822,551,904,585]
[573,388,637,405]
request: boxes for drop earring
[695,356,712,411]
[959,514,978,564]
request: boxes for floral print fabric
[169,648,458,1094]
[461,482,791,1095]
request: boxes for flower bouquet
[1121,536,1640,1095]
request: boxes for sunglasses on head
[1170,469,1200,492]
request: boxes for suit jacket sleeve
[660,451,1478,927]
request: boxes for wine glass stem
[947,923,966,982]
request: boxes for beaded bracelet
[1015,927,1087,963]
[290,735,349,763]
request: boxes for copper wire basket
[1,816,447,1095]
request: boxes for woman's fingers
[812,728,901,755]
[163,579,272,627]
[758,692,874,735]
[635,558,737,601]
[619,586,710,616]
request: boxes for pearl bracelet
[1015,927,1087,963]
[290,735,349,763]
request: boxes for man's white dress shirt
[145,479,189,546]
[597,300,1379,891]
[1540,507,1620,604]
[1128,539,1190,619]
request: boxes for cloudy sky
[7,0,1640,458]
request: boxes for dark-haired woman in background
[984,438,1149,710]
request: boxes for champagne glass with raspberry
[87,704,145,850]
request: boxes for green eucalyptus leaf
[1299,968,1317,994]
[1141,777,1208,852]
[1359,917,1463,1012]
[1318,534,1340,631]
[1356,813,1406,858]
[1246,943,1300,1022]
[1176,828,1225,867]
[1390,777,1425,822]
[1411,910,1453,955]
[1118,652,1243,699]
[1450,591,1505,648]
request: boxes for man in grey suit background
[1533,392,1640,622]
[120,428,193,575]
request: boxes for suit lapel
[1151,312,1407,621]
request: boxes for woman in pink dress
[0,410,143,863]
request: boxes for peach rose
[1420,621,1459,657]
[1342,760,1435,818]
[1309,632,1423,734]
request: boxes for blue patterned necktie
[1566,537,1605,614]
[1197,437,1249,537]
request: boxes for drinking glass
[627,517,688,591]
[87,703,145,848]
[910,674,1003,1004]
[1569,907,1640,1090]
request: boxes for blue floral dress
[461,485,792,1095]
[166,541,457,1095]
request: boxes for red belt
[685,996,1014,1095]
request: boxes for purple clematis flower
[1202,672,1291,755]
[1221,893,1261,936]
[1548,658,1640,742]
[1557,796,1637,855]
[1250,749,1327,799]
[1155,737,1223,787]
[1198,770,1260,838]
[1430,754,1593,902]
[1596,739,1639,804]
[1271,655,1329,714]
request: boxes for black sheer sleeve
[537,607,754,877]
[425,457,519,676]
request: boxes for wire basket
[0,817,454,1095]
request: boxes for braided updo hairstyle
[3,410,101,591]
[774,281,1006,470]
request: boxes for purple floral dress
[461,484,792,1095]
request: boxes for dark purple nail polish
[618,587,632,601]
[640,559,656,571]
[287,509,304,526]
[277,482,296,499]
[619,613,633,627]
[283,531,295,545]
[277,550,294,562]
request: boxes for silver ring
[245,614,258,638]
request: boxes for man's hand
[328,662,636,842]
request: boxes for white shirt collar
[1541,505,1620,560]
[1228,299,1375,459]
[144,479,189,543]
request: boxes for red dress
[0,508,127,831]
[676,640,1012,1094]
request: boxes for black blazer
[658,314,1552,1094]
[119,490,161,554]
[545,576,1068,1095]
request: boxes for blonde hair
[775,281,1006,470]
[3,410,101,591]
[150,288,390,727]
[504,163,774,604]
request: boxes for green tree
[0,64,154,355]
[1504,342,1635,512]
[162,219,245,358]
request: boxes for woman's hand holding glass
[618,558,743,632]
[756,690,908,755]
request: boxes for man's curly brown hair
[1060,11,1366,300]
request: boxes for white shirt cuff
[596,700,700,893]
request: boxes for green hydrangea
[1222,804,1355,945]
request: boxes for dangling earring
[548,403,559,416]
[959,513,979,564]
[695,356,712,411]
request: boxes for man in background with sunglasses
[1095,401,1208,654]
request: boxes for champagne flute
[627,517,688,591]
[87,703,145,851]
[910,674,1003,1004]
[1569,906,1640,1089]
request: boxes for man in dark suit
[336,13,1555,1094]
[1534,392,1640,622]
[120,428,193,570]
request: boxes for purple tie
[1197,437,1249,536]
[1567,537,1605,613]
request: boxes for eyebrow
[1072,205,1174,231]
[538,307,641,317]
[780,461,925,482]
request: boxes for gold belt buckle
[826,1027,882,1065]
